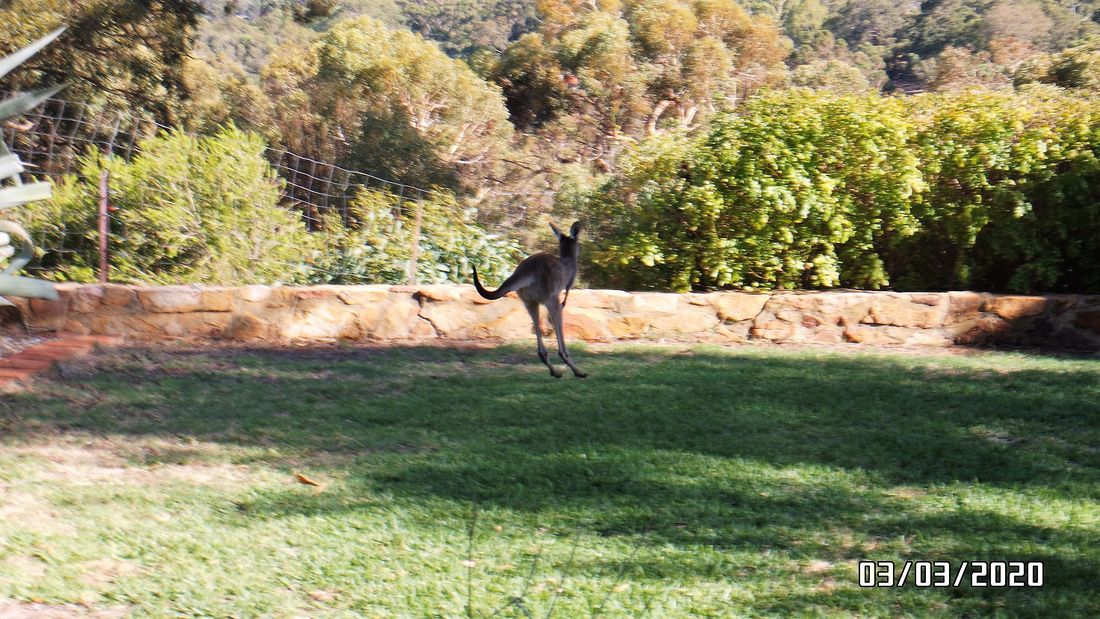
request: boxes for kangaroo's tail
[472,265,529,300]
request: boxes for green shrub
[897,87,1100,292]
[17,125,318,285]
[310,187,520,286]
[584,91,923,291]
[581,88,1100,293]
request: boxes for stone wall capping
[10,285,1100,352]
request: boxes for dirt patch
[3,556,47,579]
[75,560,141,589]
[3,439,262,491]
[0,490,76,536]
[0,602,130,618]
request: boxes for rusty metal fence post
[97,168,109,283]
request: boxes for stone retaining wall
[10,283,1100,351]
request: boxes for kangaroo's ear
[570,221,582,238]
[549,222,563,239]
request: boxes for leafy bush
[584,91,922,291]
[581,88,1100,293]
[309,187,520,286]
[898,87,1100,292]
[16,126,317,284]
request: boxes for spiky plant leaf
[0,27,65,81]
[0,183,52,210]
[0,83,66,122]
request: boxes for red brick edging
[0,334,121,392]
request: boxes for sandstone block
[946,292,983,324]
[685,292,715,306]
[419,297,531,339]
[634,292,681,313]
[909,294,943,306]
[809,328,843,344]
[101,285,136,308]
[357,296,422,339]
[562,307,612,341]
[416,285,464,302]
[238,285,273,303]
[647,305,720,335]
[29,297,67,324]
[67,286,104,313]
[144,312,233,338]
[862,295,944,329]
[751,319,796,341]
[607,316,651,339]
[711,292,769,322]
[983,295,1048,322]
[200,288,235,312]
[223,313,270,341]
[1036,328,1100,351]
[843,325,909,345]
[569,289,631,310]
[1073,309,1100,333]
[136,287,204,313]
[769,292,872,327]
[715,321,752,342]
[294,286,343,300]
[775,309,802,323]
[336,285,391,305]
[951,315,1013,346]
[60,319,91,335]
[410,317,438,338]
[286,298,362,340]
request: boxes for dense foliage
[310,187,520,285]
[583,88,1100,293]
[16,126,316,284]
[0,0,204,123]
[4,0,1100,291]
[15,126,518,286]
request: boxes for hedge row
[582,86,1100,293]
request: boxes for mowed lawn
[0,343,1098,618]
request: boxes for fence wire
[2,95,443,284]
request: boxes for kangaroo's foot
[538,345,561,378]
[558,351,586,378]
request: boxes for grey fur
[472,221,586,378]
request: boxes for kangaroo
[472,221,587,379]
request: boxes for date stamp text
[858,561,1044,588]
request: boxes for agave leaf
[0,83,66,122]
[0,220,36,275]
[0,273,57,300]
[0,154,24,179]
[0,182,51,210]
[0,27,65,81]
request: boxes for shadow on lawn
[3,343,1099,614]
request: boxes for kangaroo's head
[550,221,582,263]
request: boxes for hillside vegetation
[2,0,1100,290]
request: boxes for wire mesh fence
[1,95,451,285]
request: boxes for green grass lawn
[0,342,1098,617]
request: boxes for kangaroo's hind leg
[546,301,587,378]
[526,300,561,378]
